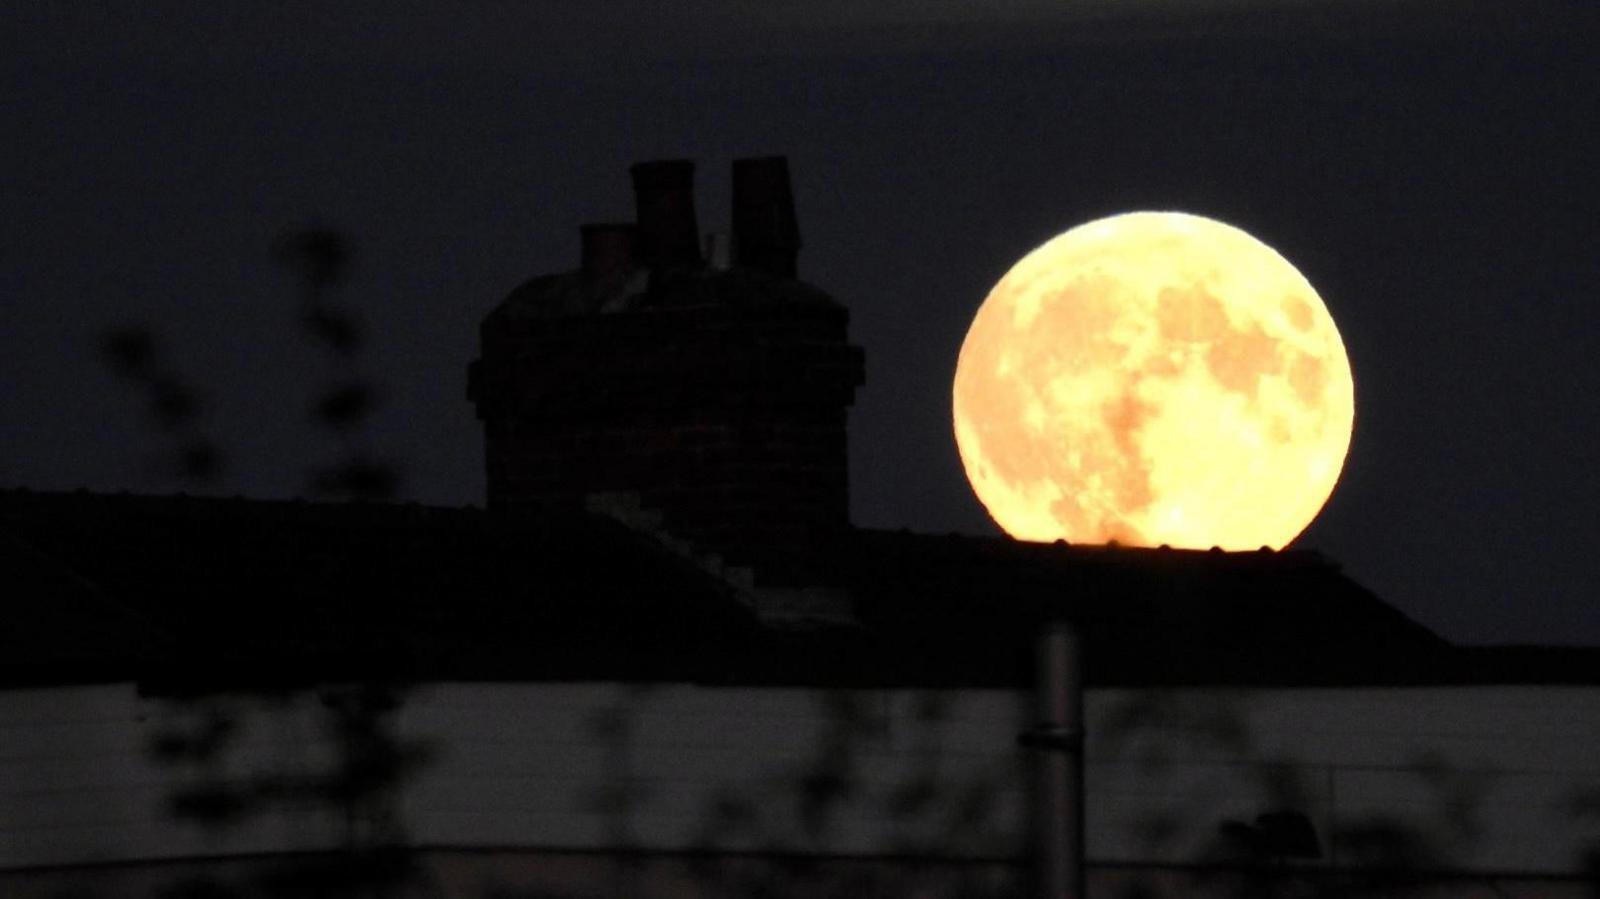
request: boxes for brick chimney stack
[579,223,636,282]
[469,158,865,583]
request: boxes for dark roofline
[2,489,1596,694]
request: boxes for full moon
[952,212,1354,550]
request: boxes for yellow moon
[952,211,1354,550]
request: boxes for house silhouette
[2,158,1598,898]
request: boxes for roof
[825,530,1430,688]
[2,489,1593,693]
[0,490,759,692]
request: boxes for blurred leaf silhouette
[98,226,401,495]
[313,382,377,429]
[147,374,199,429]
[95,223,418,899]
[150,686,430,897]
[310,455,400,501]
[178,439,223,480]
[169,780,256,825]
[273,224,401,500]
[149,708,237,764]
[100,326,156,377]
[98,324,224,484]
[273,226,351,293]
[1217,811,1321,862]
[277,227,360,356]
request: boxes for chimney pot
[630,160,702,272]
[732,156,800,278]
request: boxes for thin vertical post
[1025,619,1085,899]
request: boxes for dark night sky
[3,2,1597,646]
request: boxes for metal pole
[1023,619,1085,899]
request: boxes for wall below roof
[2,682,1599,894]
